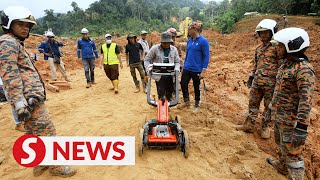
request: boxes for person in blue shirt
[38,31,70,81]
[77,28,99,88]
[179,22,210,113]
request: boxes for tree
[190,6,201,20]
[71,1,81,12]
[216,10,237,33]
[278,0,294,14]
[311,0,320,14]
[205,1,219,19]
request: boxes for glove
[16,107,31,121]
[292,122,308,148]
[28,97,40,109]
[247,76,254,88]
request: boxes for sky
[0,0,223,19]
[0,0,97,18]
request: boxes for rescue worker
[144,32,180,100]
[236,19,280,139]
[125,33,146,93]
[267,27,316,180]
[100,34,122,93]
[179,22,210,113]
[77,28,99,88]
[0,6,76,177]
[38,30,70,82]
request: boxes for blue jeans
[82,58,95,83]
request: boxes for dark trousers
[141,60,147,76]
[104,64,119,81]
[156,76,174,100]
[130,63,146,88]
[180,69,201,102]
[82,58,95,83]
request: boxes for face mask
[106,40,112,44]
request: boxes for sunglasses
[48,36,54,38]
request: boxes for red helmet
[189,22,202,32]
[167,27,177,36]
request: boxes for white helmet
[105,34,111,38]
[1,6,37,30]
[46,31,55,37]
[255,19,278,35]
[271,27,310,53]
[140,30,148,35]
[81,28,89,34]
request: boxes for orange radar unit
[138,63,189,158]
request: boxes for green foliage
[202,0,319,34]
[32,0,203,37]
[311,0,320,14]
[215,11,237,33]
[29,0,319,36]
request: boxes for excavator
[178,17,202,39]
[178,17,192,38]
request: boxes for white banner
[13,135,135,167]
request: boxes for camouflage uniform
[270,58,316,179]
[0,34,56,136]
[247,43,280,129]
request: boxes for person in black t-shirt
[125,34,146,93]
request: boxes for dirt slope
[1,65,285,179]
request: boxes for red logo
[12,134,46,167]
